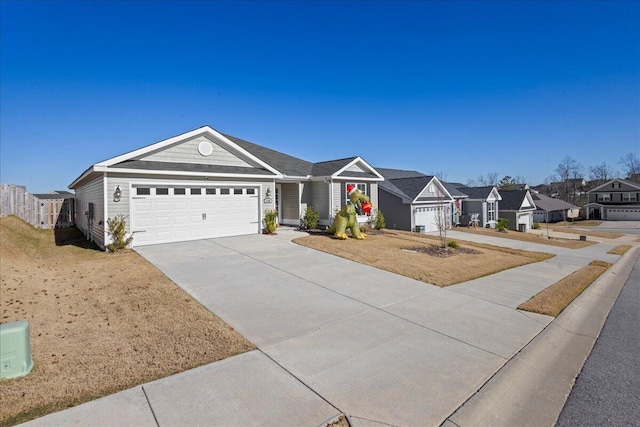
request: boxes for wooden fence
[0,184,75,229]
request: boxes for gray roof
[111,160,277,176]
[223,133,313,176]
[531,193,577,212]
[311,158,356,176]
[33,193,75,199]
[499,190,534,211]
[375,167,426,180]
[457,186,496,200]
[386,176,436,200]
[442,182,469,198]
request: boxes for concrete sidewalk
[20,229,639,427]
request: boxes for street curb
[445,245,640,427]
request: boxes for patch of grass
[518,260,612,317]
[607,245,632,255]
[553,220,603,227]
[548,226,623,239]
[457,226,596,249]
[0,217,255,426]
[294,229,554,287]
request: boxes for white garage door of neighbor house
[414,206,439,232]
[607,208,640,221]
[131,185,260,246]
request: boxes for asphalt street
[556,255,640,427]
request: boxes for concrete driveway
[133,229,576,427]
[23,228,633,427]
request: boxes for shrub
[106,214,134,252]
[301,206,320,229]
[263,209,277,234]
[497,217,509,232]
[374,210,386,230]
[447,240,459,249]
[533,222,541,229]
[360,224,372,233]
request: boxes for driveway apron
[134,229,626,426]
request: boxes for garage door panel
[131,185,260,246]
[607,208,640,220]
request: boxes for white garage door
[414,205,448,232]
[607,208,640,221]
[518,212,533,231]
[131,185,260,246]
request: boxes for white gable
[521,194,534,208]
[415,178,453,202]
[136,135,253,167]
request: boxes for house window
[613,182,621,189]
[622,193,637,202]
[597,193,611,202]
[345,183,366,202]
[487,202,496,221]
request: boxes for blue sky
[1,0,638,192]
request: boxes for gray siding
[462,200,484,225]
[345,163,365,173]
[502,211,518,230]
[310,181,330,220]
[281,182,300,224]
[378,189,411,231]
[369,183,379,211]
[332,182,342,217]
[139,135,252,167]
[75,175,105,248]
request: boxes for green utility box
[1,320,34,379]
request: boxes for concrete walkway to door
[20,228,637,427]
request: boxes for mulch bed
[402,245,483,258]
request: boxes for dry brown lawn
[607,245,633,255]
[518,260,612,317]
[547,226,624,239]
[552,220,603,227]
[294,230,553,287]
[0,217,254,426]
[456,226,596,248]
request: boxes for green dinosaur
[327,184,372,240]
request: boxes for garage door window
[233,188,243,195]
[136,187,150,196]
[247,188,255,195]
[191,188,202,195]
[174,188,186,195]
[156,188,169,195]
[220,188,230,195]
[206,188,216,195]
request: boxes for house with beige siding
[70,126,382,249]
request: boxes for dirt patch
[326,415,349,426]
[456,227,595,248]
[402,245,482,258]
[294,230,554,287]
[518,260,612,317]
[607,245,633,255]
[0,217,255,426]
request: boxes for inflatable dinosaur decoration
[327,184,373,240]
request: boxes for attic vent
[198,141,214,156]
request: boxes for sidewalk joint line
[258,349,344,415]
[141,385,160,427]
[348,415,400,426]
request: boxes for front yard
[294,230,554,287]
[455,226,597,248]
[0,217,255,426]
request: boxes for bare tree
[554,156,584,204]
[588,162,616,187]
[619,153,640,181]
[476,172,499,187]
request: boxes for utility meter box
[0,320,34,379]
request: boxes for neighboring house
[531,193,579,223]
[453,185,502,228]
[442,182,469,226]
[497,190,537,231]
[69,126,383,249]
[0,184,75,229]
[585,178,640,221]
[376,168,453,232]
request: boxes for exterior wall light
[114,185,122,202]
